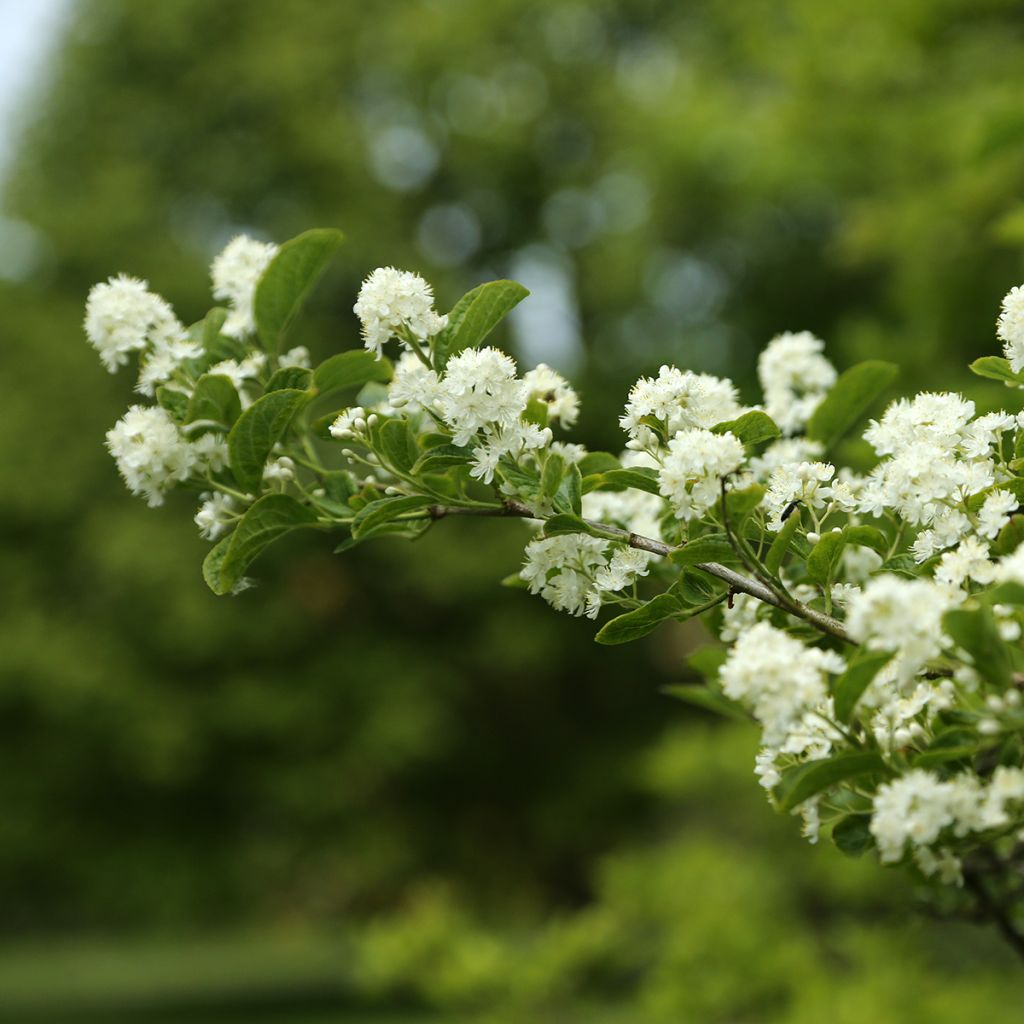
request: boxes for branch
[424,500,852,644]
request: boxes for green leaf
[669,534,737,567]
[264,365,313,392]
[578,452,622,476]
[436,280,529,365]
[377,418,417,474]
[543,513,593,537]
[184,373,241,431]
[601,467,661,495]
[687,646,727,681]
[912,729,978,768]
[662,684,748,722]
[843,524,889,556]
[969,356,1024,386]
[352,495,434,540]
[806,360,899,449]
[765,509,802,576]
[204,494,317,595]
[227,388,311,492]
[724,483,765,521]
[831,814,874,856]
[712,410,781,447]
[833,650,893,722]
[942,606,1014,689]
[983,581,1024,606]
[155,385,189,422]
[994,515,1024,556]
[500,572,529,589]
[541,453,566,501]
[411,445,470,474]
[254,228,344,354]
[775,751,889,813]
[806,531,847,587]
[595,594,683,645]
[554,464,583,516]
[313,350,393,394]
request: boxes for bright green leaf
[775,751,889,813]
[712,410,781,447]
[313,350,393,394]
[352,495,435,540]
[595,593,683,645]
[806,360,898,449]
[436,280,529,365]
[833,650,893,722]
[227,388,311,492]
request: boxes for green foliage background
[2,0,1024,1018]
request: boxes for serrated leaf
[595,593,683,645]
[352,495,434,540]
[313,350,393,394]
[807,360,899,449]
[265,365,313,392]
[541,453,565,501]
[662,684,748,721]
[669,534,737,567]
[969,356,1024,387]
[254,228,344,354]
[712,410,780,447]
[185,373,241,432]
[155,385,190,422]
[227,388,310,492]
[765,509,802,575]
[204,494,317,595]
[377,418,417,474]
[775,751,889,813]
[602,467,661,495]
[554,464,583,516]
[942,606,1014,689]
[833,650,893,722]
[436,280,529,366]
[806,531,847,587]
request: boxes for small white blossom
[354,266,447,357]
[195,492,238,540]
[211,235,278,338]
[85,275,185,373]
[106,405,197,507]
[757,330,836,435]
[437,347,528,446]
[978,489,1017,540]
[523,363,580,428]
[658,428,745,521]
[997,284,1024,374]
[764,461,835,530]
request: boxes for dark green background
[2,1,1024,1019]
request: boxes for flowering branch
[84,227,1024,956]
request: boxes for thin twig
[421,499,852,644]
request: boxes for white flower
[658,428,745,521]
[846,575,954,682]
[469,443,502,484]
[106,405,196,507]
[191,432,230,473]
[263,456,296,484]
[354,266,447,357]
[757,330,836,435]
[208,352,266,405]
[620,366,741,449]
[279,346,311,369]
[719,622,845,745]
[764,461,835,530]
[934,536,996,590]
[520,534,609,618]
[329,406,366,440]
[387,351,442,412]
[85,274,185,373]
[978,489,1017,540]
[195,492,237,540]
[437,347,528,446]
[870,770,957,863]
[523,363,580,428]
[997,284,1024,374]
[594,548,653,592]
[211,235,278,338]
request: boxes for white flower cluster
[85,274,188,375]
[520,535,652,618]
[998,285,1024,374]
[354,266,448,358]
[523,363,580,428]
[720,622,846,745]
[620,366,742,450]
[871,767,1024,877]
[106,405,204,507]
[758,331,837,435]
[211,234,278,338]
[764,460,838,530]
[658,428,745,521]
